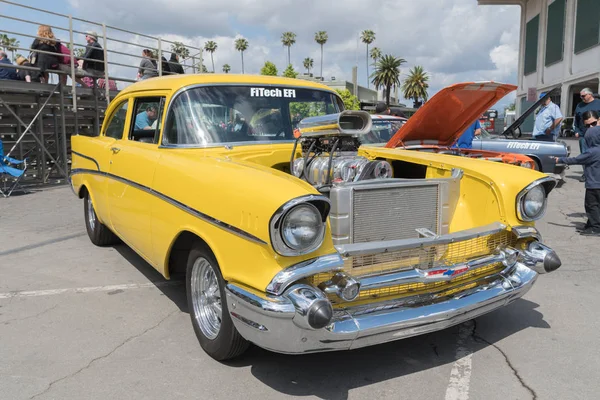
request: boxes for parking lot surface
[1,137,598,400]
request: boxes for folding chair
[0,140,28,198]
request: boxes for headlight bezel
[516,177,556,222]
[270,195,330,256]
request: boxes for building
[479,0,600,132]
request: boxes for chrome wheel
[191,257,222,340]
[87,195,96,231]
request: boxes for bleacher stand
[0,0,203,193]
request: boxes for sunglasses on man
[585,121,598,128]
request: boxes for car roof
[371,115,407,121]
[117,74,338,96]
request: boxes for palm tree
[371,54,406,106]
[402,65,430,108]
[204,40,218,72]
[6,37,19,60]
[303,57,314,75]
[235,37,249,73]
[281,32,296,66]
[170,41,190,60]
[360,30,376,88]
[370,47,381,66]
[222,64,231,73]
[0,34,9,51]
[314,31,328,81]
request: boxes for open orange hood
[385,81,517,148]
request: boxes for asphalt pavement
[0,136,598,400]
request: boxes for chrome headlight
[270,196,329,256]
[516,178,555,221]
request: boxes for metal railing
[0,0,204,109]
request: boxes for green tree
[303,57,314,74]
[260,61,278,76]
[401,65,430,108]
[361,30,376,88]
[235,37,249,73]
[196,63,209,73]
[506,101,516,111]
[281,32,296,66]
[222,64,231,73]
[371,54,406,106]
[170,41,190,60]
[335,89,360,110]
[314,31,328,80]
[6,37,19,60]
[66,43,85,59]
[204,40,218,72]
[370,47,381,65]
[282,64,298,79]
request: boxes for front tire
[186,243,249,361]
[84,191,119,246]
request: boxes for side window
[129,96,165,144]
[104,101,129,139]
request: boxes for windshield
[163,86,343,146]
[360,119,405,144]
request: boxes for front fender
[150,149,337,291]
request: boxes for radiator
[329,180,441,246]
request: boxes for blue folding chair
[0,139,28,198]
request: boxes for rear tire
[186,242,249,361]
[84,190,120,246]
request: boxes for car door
[107,94,167,261]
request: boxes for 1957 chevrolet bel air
[70,75,562,361]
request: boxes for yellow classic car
[70,75,561,361]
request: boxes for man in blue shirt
[454,119,481,149]
[0,51,18,80]
[532,92,563,141]
[134,106,157,130]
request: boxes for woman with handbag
[29,25,65,84]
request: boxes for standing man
[574,88,600,181]
[532,92,563,142]
[453,118,481,149]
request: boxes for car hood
[385,81,517,148]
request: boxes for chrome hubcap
[87,196,96,231]
[191,257,222,339]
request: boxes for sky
[0,0,521,111]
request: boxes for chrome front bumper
[226,262,539,355]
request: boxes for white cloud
[67,0,521,106]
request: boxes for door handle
[110,147,121,154]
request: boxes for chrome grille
[352,184,439,243]
[308,230,518,304]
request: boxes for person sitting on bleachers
[137,49,159,80]
[0,51,19,80]
[15,56,42,82]
[79,31,105,80]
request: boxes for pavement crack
[471,321,538,400]
[2,304,57,325]
[28,309,178,399]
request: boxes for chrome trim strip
[516,176,557,222]
[268,194,331,257]
[358,253,505,290]
[69,168,267,245]
[335,221,507,258]
[159,83,342,149]
[265,253,345,296]
[71,151,100,171]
